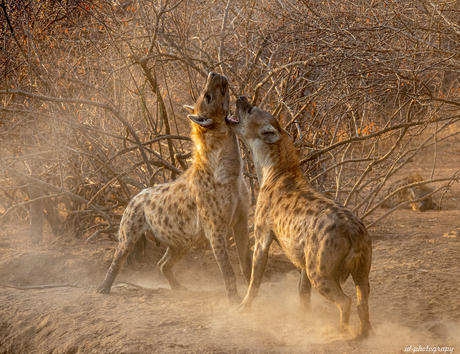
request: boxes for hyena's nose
[238,95,245,100]
[209,72,217,78]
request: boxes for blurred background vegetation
[1,0,459,241]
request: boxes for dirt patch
[0,146,459,353]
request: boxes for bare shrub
[1,0,459,239]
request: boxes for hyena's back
[380,173,437,211]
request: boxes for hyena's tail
[339,222,372,284]
[127,234,148,265]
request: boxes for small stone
[443,230,459,238]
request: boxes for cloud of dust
[206,271,460,353]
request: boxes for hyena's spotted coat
[226,96,372,338]
[97,73,252,303]
[380,173,438,211]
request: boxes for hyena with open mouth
[97,73,252,304]
[226,96,372,338]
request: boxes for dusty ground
[1,142,459,353]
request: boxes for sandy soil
[1,146,459,353]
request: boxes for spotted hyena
[380,173,438,211]
[226,96,372,338]
[97,73,252,303]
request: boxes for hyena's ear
[183,105,194,113]
[260,124,281,144]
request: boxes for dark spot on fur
[163,186,170,192]
[311,219,318,229]
[294,207,302,214]
[330,207,341,215]
[305,209,314,216]
[173,202,178,209]
[324,225,334,234]
[320,265,326,271]
[317,221,325,231]
[145,199,152,206]
[302,193,317,203]
[324,287,331,294]
[158,206,163,214]
[281,176,297,192]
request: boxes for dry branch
[0,282,79,290]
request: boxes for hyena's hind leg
[352,268,372,338]
[307,257,353,334]
[315,276,353,333]
[158,246,188,291]
[232,210,252,284]
[96,207,146,294]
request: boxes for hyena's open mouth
[225,114,239,124]
[225,105,239,125]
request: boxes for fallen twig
[0,282,79,290]
[114,282,167,291]
[114,281,149,290]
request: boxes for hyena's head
[225,95,282,149]
[225,96,300,181]
[409,186,438,211]
[184,72,230,132]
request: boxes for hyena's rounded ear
[183,105,194,113]
[260,124,281,144]
[188,114,213,127]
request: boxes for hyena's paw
[353,326,374,341]
[339,323,355,340]
[96,284,111,294]
[231,299,251,313]
[228,292,242,306]
[171,284,188,292]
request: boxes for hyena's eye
[205,94,211,104]
[247,108,253,114]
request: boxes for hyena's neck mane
[253,133,304,187]
[190,124,241,178]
